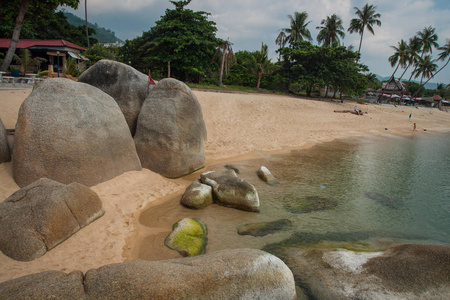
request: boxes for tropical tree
[13,48,47,74]
[348,3,381,54]
[248,43,275,89]
[388,39,409,80]
[284,11,312,45]
[215,39,235,87]
[85,0,89,48]
[0,0,80,72]
[417,26,439,57]
[316,14,345,47]
[275,31,288,60]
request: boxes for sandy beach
[1,88,450,282]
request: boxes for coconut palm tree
[284,11,312,45]
[249,43,275,89]
[275,31,288,60]
[216,39,235,87]
[388,39,409,80]
[417,26,439,57]
[13,49,47,75]
[316,14,345,47]
[85,0,90,48]
[348,3,381,54]
[413,55,437,86]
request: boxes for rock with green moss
[165,218,207,257]
[200,170,260,212]
[180,180,213,209]
[237,219,292,237]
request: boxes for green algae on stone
[165,218,208,257]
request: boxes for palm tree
[411,39,450,96]
[413,55,437,86]
[13,49,47,75]
[85,0,90,48]
[388,39,409,80]
[284,11,312,45]
[216,39,235,87]
[417,26,439,57]
[316,14,345,47]
[249,43,275,89]
[348,3,381,54]
[275,31,288,60]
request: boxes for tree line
[1,1,448,98]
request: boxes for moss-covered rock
[180,180,213,209]
[237,219,292,237]
[165,218,208,257]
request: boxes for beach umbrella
[402,97,410,100]
[433,95,442,101]
[391,94,400,98]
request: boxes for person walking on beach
[413,123,416,131]
[409,113,412,121]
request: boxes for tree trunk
[412,57,450,98]
[219,44,226,87]
[0,0,30,72]
[357,29,364,54]
[85,0,89,48]
[167,61,171,78]
[256,74,261,89]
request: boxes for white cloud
[65,0,450,82]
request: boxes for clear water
[136,133,450,259]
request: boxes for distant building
[0,39,89,73]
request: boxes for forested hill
[64,12,123,43]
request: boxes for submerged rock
[237,219,292,237]
[180,180,213,209]
[200,170,260,212]
[0,178,104,261]
[283,195,337,214]
[365,192,402,209]
[165,218,208,257]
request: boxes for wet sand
[1,88,450,282]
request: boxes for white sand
[1,88,449,282]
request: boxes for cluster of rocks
[0,249,297,300]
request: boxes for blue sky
[64,0,450,84]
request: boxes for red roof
[0,39,86,51]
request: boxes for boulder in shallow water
[12,78,142,187]
[0,178,104,261]
[180,180,213,209]
[256,166,279,185]
[283,195,337,214]
[200,170,260,212]
[164,218,208,257]
[78,59,152,135]
[134,78,207,178]
[238,219,292,237]
[268,243,450,299]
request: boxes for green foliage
[279,41,367,97]
[84,44,117,63]
[13,49,47,74]
[119,0,219,82]
[0,4,96,48]
[63,56,81,77]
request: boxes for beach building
[0,39,88,75]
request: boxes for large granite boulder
[0,178,104,261]
[0,249,296,299]
[180,180,213,209]
[12,78,142,187]
[83,248,296,299]
[0,118,10,163]
[78,59,152,135]
[164,218,208,257]
[0,270,85,299]
[134,78,207,178]
[269,243,450,299]
[200,170,260,212]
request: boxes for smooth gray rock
[0,270,85,300]
[84,248,296,300]
[134,78,207,178]
[0,178,104,261]
[180,180,213,209]
[12,78,142,187]
[256,166,279,185]
[271,243,450,299]
[0,118,10,163]
[200,170,260,212]
[78,59,152,135]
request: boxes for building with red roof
[0,39,88,74]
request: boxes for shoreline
[1,88,450,282]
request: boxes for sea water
[137,132,450,259]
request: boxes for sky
[63,0,450,84]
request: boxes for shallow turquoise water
[139,132,450,259]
